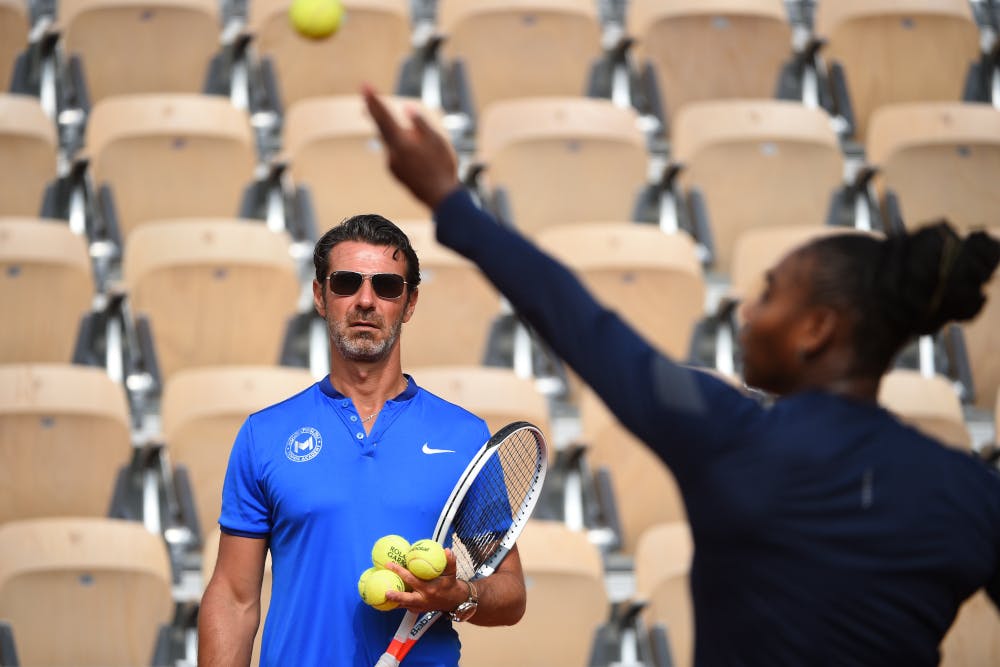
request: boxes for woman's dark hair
[802,221,999,377]
[313,214,421,290]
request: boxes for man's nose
[355,278,378,305]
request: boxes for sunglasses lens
[329,272,363,295]
[371,274,405,299]
[328,272,405,299]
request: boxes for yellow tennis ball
[406,539,447,580]
[372,534,410,570]
[357,566,377,600]
[288,0,344,39]
[362,568,405,611]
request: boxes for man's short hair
[313,214,421,290]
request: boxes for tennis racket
[373,421,548,667]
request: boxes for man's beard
[329,310,405,362]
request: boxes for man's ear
[402,287,418,323]
[313,279,326,317]
[798,305,840,359]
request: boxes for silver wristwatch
[449,580,479,622]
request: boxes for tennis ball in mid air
[406,539,447,580]
[362,569,405,611]
[289,0,344,39]
[372,534,410,570]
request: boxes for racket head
[431,421,548,581]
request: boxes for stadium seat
[59,0,222,104]
[454,519,609,667]
[878,369,970,450]
[437,0,603,115]
[940,590,1000,667]
[248,0,411,109]
[0,0,28,92]
[633,521,695,667]
[0,517,174,666]
[671,99,844,275]
[0,217,94,363]
[162,365,314,541]
[536,223,705,359]
[813,0,981,141]
[282,96,445,233]
[0,363,132,524]
[626,0,793,121]
[0,94,57,217]
[478,97,648,236]
[396,220,503,367]
[122,220,300,382]
[200,526,273,667]
[866,103,1000,234]
[577,388,686,555]
[85,94,257,240]
[962,227,1000,411]
[407,365,553,449]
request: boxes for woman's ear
[797,305,841,359]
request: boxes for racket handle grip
[374,653,401,667]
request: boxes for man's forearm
[467,569,527,627]
[197,583,261,667]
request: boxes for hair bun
[886,221,1000,336]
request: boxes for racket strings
[450,429,544,580]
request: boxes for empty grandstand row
[1,0,999,664]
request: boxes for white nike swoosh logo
[422,443,455,455]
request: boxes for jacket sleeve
[433,188,763,481]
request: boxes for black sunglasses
[326,271,408,299]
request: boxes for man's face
[313,241,417,363]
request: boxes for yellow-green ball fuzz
[406,539,447,580]
[372,534,410,570]
[357,566,377,599]
[362,569,405,611]
[288,0,344,39]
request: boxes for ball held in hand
[289,0,344,39]
[361,568,405,611]
[357,566,377,599]
[372,534,410,570]
[406,539,447,580]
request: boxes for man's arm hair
[198,533,269,667]
[467,544,527,627]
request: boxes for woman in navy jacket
[363,87,1000,666]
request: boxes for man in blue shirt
[199,214,527,666]
[362,86,1000,666]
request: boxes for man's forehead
[328,241,405,265]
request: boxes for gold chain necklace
[359,377,407,424]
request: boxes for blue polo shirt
[219,374,490,667]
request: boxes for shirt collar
[319,373,418,402]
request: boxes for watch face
[451,600,478,623]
